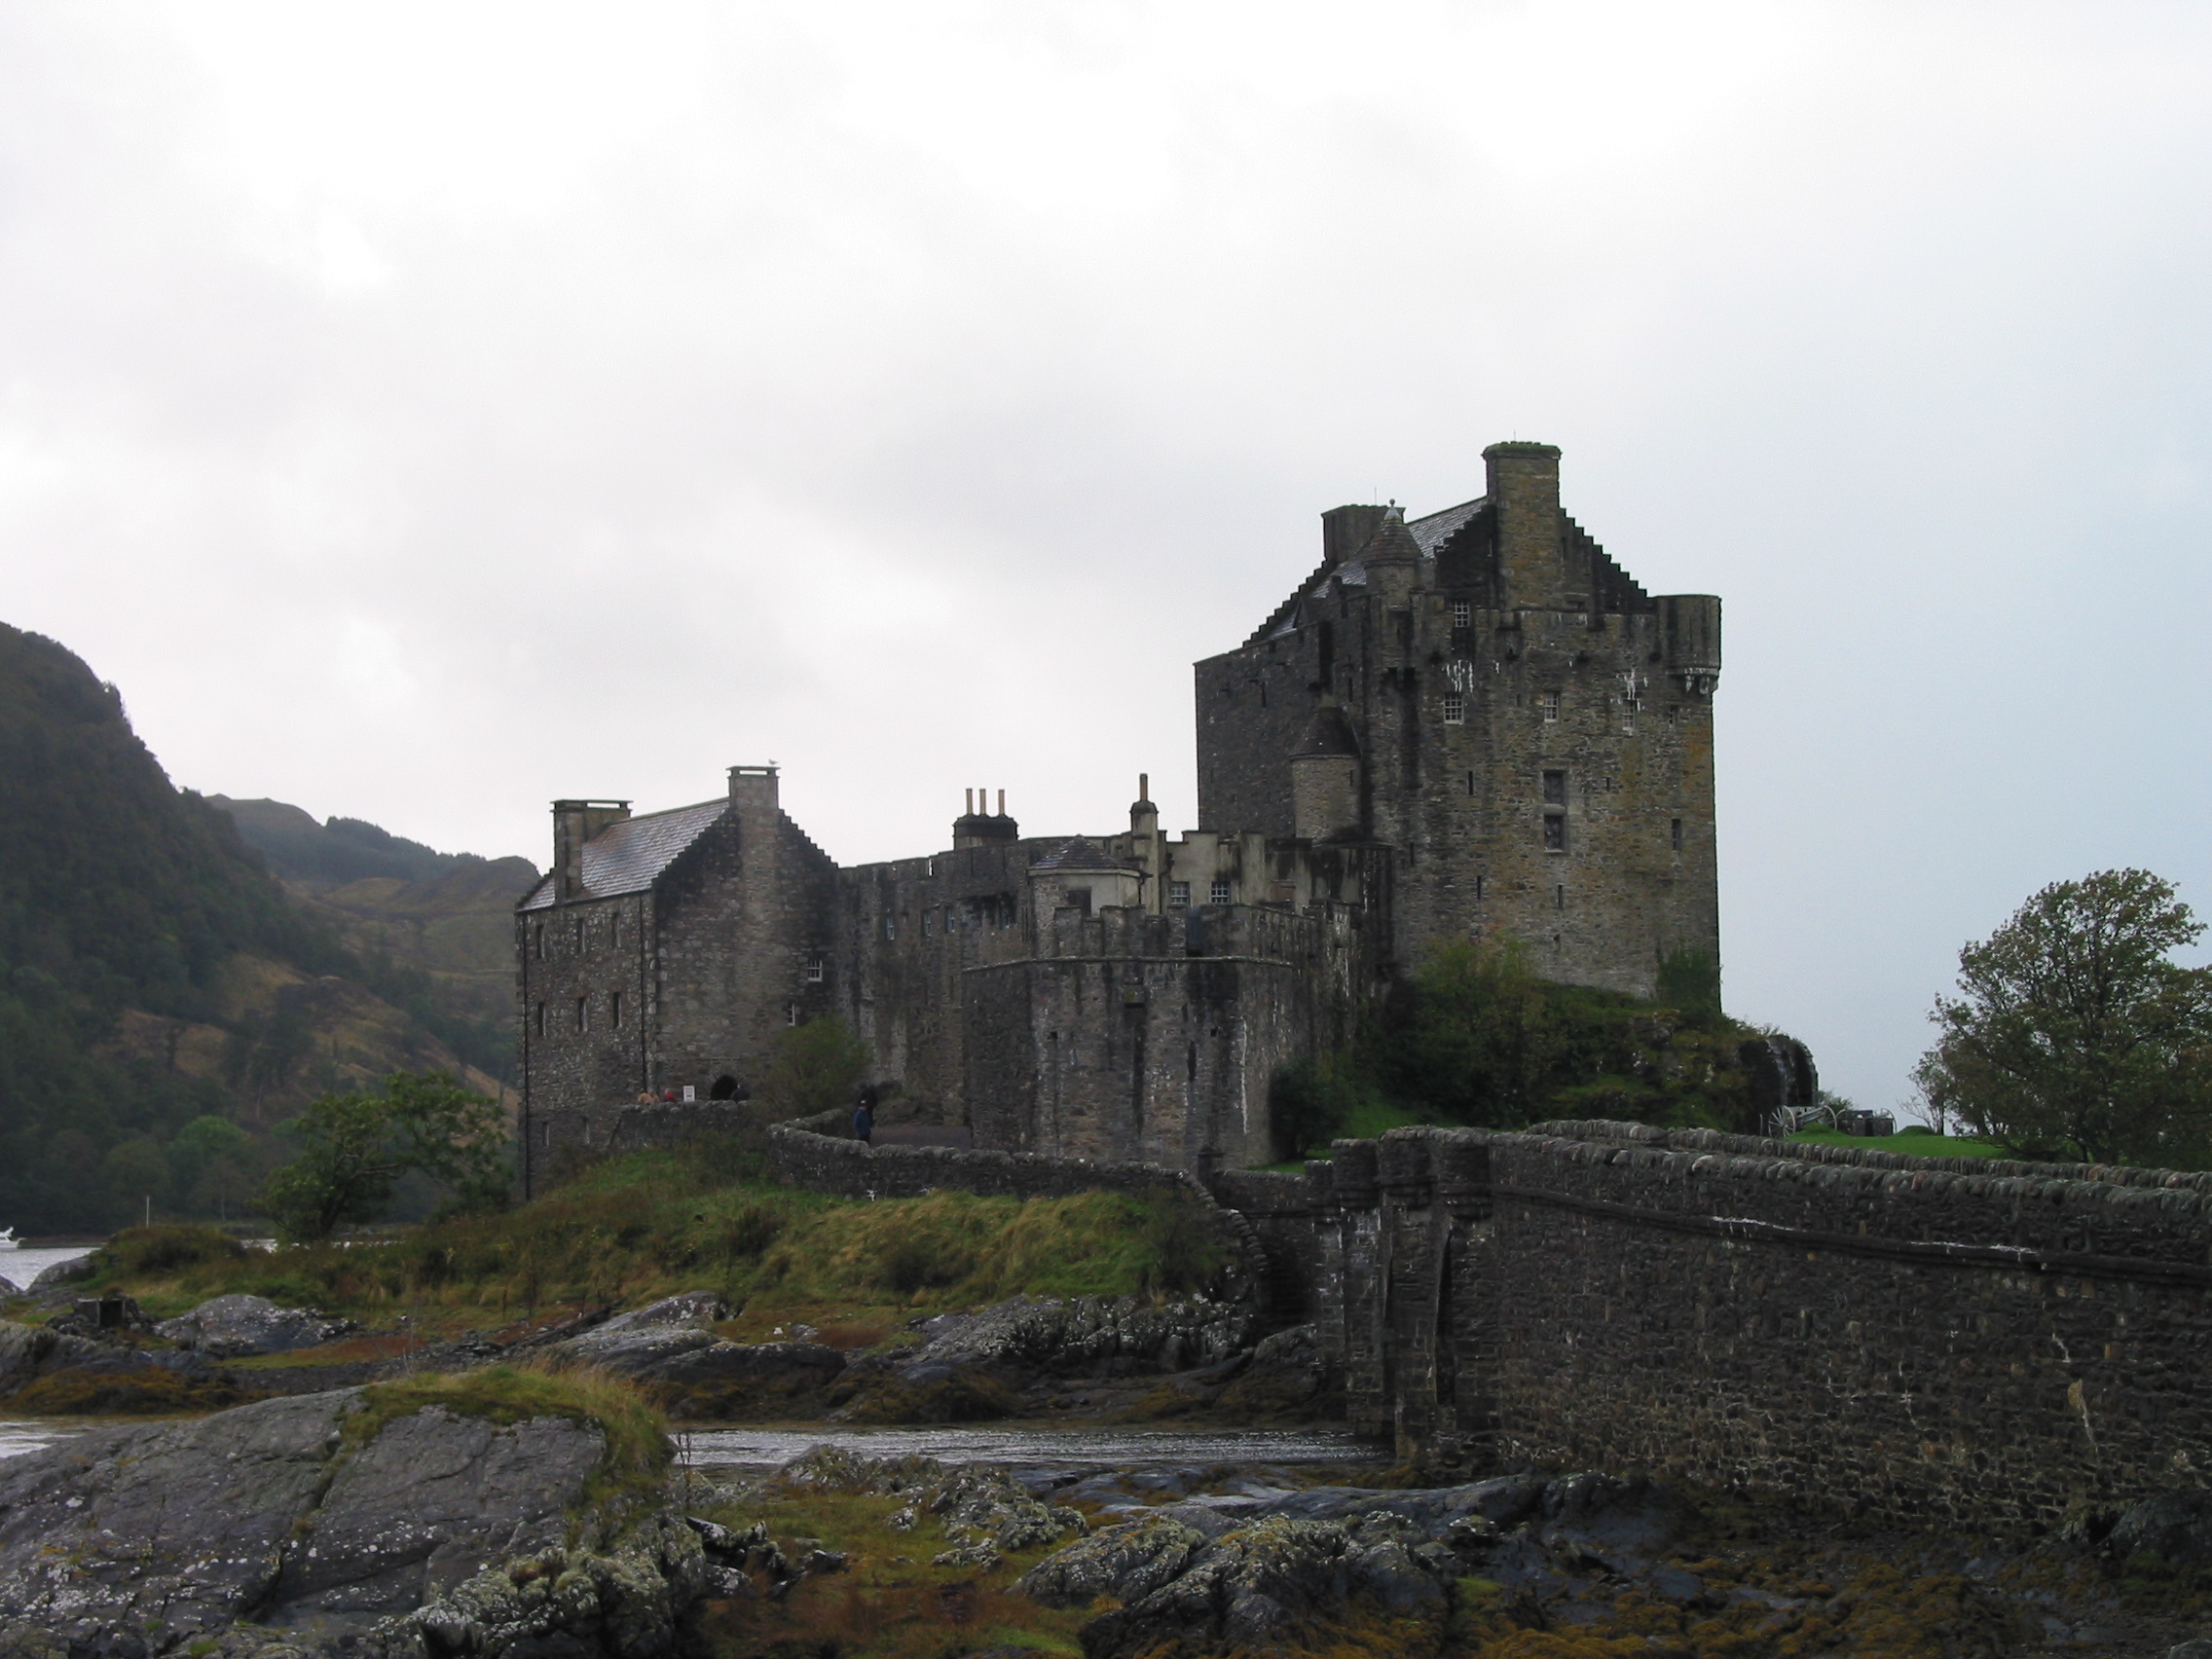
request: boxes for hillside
[0,622,512,1234]
[209,796,535,1081]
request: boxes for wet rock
[1212,1323,1337,1420]
[2167,1640,2212,1659]
[26,1257,93,1291]
[1020,1513,1209,1609]
[1023,1469,1695,1658]
[0,1318,137,1391]
[567,1289,732,1346]
[1075,1514,1446,1659]
[0,1382,719,1657]
[2111,1489,2212,1569]
[835,1360,1021,1424]
[155,1293,357,1358]
[903,1294,1257,1383]
[1535,1471,1698,1560]
[547,1291,844,1417]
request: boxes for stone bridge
[760,1110,2212,1534]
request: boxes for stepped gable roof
[1246,496,1491,646]
[1292,704,1362,760]
[517,797,728,910]
[1029,837,1129,873]
[1408,496,1486,555]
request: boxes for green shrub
[97,1224,250,1279]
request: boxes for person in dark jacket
[852,1085,876,1146]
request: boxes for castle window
[1442,693,1464,725]
[1666,705,1678,724]
[575,917,586,953]
[1169,881,1191,908]
[1542,690,1562,722]
[1465,770,1475,797]
[884,914,897,941]
[1451,600,1472,629]
[923,910,934,937]
[1475,873,1485,902]
[1210,878,1232,904]
[806,957,825,982]
[611,990,623,1029]
[535,1001,546,1037]
[611,913,621,950]
[1542,769,1567,805]
[1543,815,1567,853]
[1672,818,1683,853]
[534,924,545,960]
[1556,883,1567,910]
[575,996,588,1033]
[788,1003,800,1026]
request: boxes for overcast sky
[5,2,2210,1114]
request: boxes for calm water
[3,1244,95,1292]
[675,1423,1385,1474]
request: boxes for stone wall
[1298,1121,2212,1534]
[513,891,652,1196]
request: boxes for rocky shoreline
[0,1281,2209,1656]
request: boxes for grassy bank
[60,1138,1225,1340]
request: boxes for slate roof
[1408,496,1485,555]
[1029,837,1130,872]
[1293,705,1362,759]
[1245,498,1488,646]
[516,797,729,911]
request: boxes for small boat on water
[0,1230,18,1250]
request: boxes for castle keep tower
[1194,442,1719,998]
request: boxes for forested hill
[210,796,509,891]
[0,623,520,1235]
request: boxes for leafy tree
[1372,940,1581,1126]
[1918,868,2212,1165]
[259,1072,507,1242]
[759,1017,871,1119]
[1267,1052,1372,1161]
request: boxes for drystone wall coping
[1510,1128,2212,1220]
[1530,1117,2212,1193]
[765,1111,1214,1207]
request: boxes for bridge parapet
[1301,1119,2212,1534]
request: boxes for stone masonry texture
[516,442,1721,1179]
[760,1113,2212,1537]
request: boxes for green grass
[1254,1097,1443,1168]
[1788,1127,2009,1159]
[69,1137,1229,1331]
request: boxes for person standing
[852,1085,876,1147]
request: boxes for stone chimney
[954,787,1020,849]
[1484,441,1565,609]
[552,799,631,900]
[1321,504,1391,568]
[1129,773,1159,836]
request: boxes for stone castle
[514,441,1721,1192]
